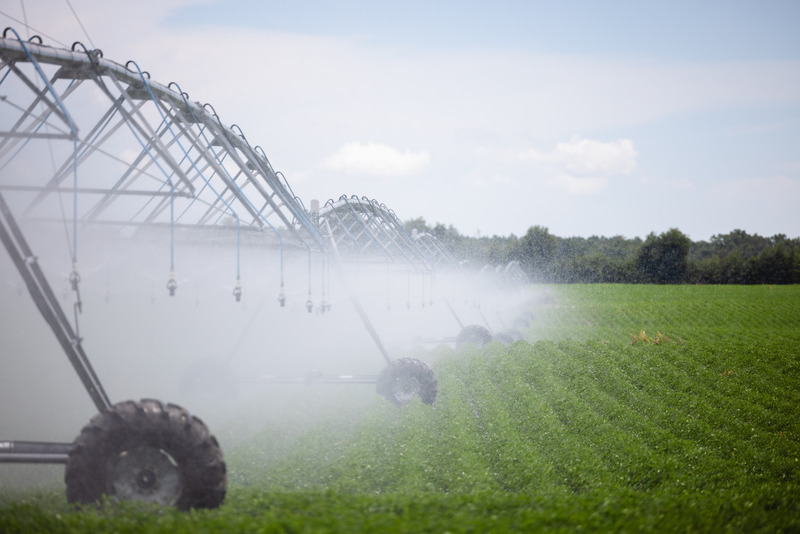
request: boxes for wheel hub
[136,468,157,489]
[107,446,182,505]
[392,375,420,404]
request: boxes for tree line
[405,218,800,284]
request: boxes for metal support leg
[323,219,393,365]
[0,192,112,413]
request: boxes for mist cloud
[321,141,430,178]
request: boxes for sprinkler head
[69,269,81,291]
[233,279,242,302]
[277,287,286,307]
[306,298,313,313]
[166,279,177,296]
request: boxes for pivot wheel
[376,358,437,406]
[493,329,524,346]
[455,324,493,348]
[65,399,226,510]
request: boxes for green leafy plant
[2,285,798,533]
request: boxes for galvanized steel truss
[0,31,455,280]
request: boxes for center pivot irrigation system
[0,30,531,509]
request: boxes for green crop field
[2,285,799,533]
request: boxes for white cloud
[520,136,637,175]
[321,142,430,178]
[517,136,637,195]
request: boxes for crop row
[2,284,798,532]
[530,285,796,336]
[226,286,798,530]
[222,288,798,503]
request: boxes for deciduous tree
[637,228,691,283]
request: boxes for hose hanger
[6,28,82,311]
[166,186,177,296]
[124,66,248,300]
[71,41,102,65]
[125,61,186,297]
[170,82,243,301]
[87,78,183,299]
[205,103,289,306]
[250,151,314,235]
[167,81,189,101]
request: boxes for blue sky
[166,0,799,61]
[4,0,799,240]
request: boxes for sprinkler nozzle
[277,286,286,307]
[167,271,177,296]
[69,266,81,291]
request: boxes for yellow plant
[630,330,672,345]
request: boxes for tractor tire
[492,332,514,345]
[493,329,524,345]
[513,311,535,330]
[65,399,226,510]
[455,324,493,348]
[376,358,437,406]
